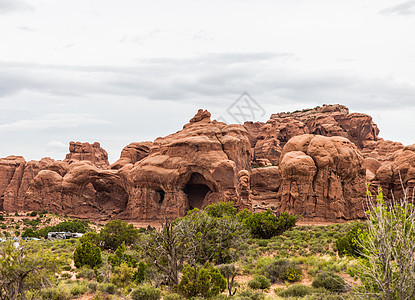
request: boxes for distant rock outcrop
[0,105,413,222]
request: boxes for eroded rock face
[250,134,366,220]
[125,109,252,220]
[245,104,380,165]
[373,144,415,199]
[64,141,109,169]
[110,141,153,170]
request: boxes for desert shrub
[99,219,139,251]
[164,293,182,300]
[265,258,302,283]
[98,282,116,294]
[74,238,102,269]
[54,220,87,233]
[312,271,346,293]
[235,289,266,300]
[131,285,161,300]
[248,275,271,290]
[335,224,365,257]
[277,284,314,298]
[242,210,299,239]
[111,262,135,288]
[41,287,71,300]
[30,211,37,217]
[133,261,147,284]
[92,291,104,300]
[76,266,95,280]
[175,263,226,298]
[108,242,137,269]
[205,201,237,218]
[88,281,98,292]
[0,215,4,221]
[70,281,88,296]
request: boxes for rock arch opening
[184,173,213,210]
[91,179,129,212]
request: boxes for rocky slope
[0,105,413,221]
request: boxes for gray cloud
[0,113,112,131]
[0,0,33,14]
[0,52,414,113]
[381,0,415,15]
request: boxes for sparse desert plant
[131,285,161,300]
[351,187,415,299]
[98,282,116,294]
[163,293,182,300]
[264,258,302,283]
[277,284,314,298]
[247,275,271,290]
[312,271,346,293]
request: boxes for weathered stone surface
[110,141,153,170]
[249,134,367,220]
[244,104,380,165]
[64,141,109,169]
[124,109,252,220]
[373,144,415,199]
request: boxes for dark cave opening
[156,190,165,205]
[184,173,212,210]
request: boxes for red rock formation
[244,104,380,165]
[124,109,252,220]
[250,134,366,220]
[110,141,153,170]
[64,141,109,169]
[0,105,412,222]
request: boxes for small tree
[0,240,59,300]
[99,219,139,251]
[217,264,238,296]
[74,238,102,269]
[352,187,415,299]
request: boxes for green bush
[176,263,226,298]
[277,284,314,298]
[98,282,116,294]
[74,239,102,269]
[265,259,302,283]
[70,281,88,296]
[335,224,365,257]
[247,275,271,290]
[111,262,135,288]
[30,211,37,217]
[99,219,139,251]
[131,285,161,300]
[76,266,95,280]
[164,293,182,300]
[235,289,266,300]
[242,210,299,239]
[41,287,71,300]
[205,201,237,218]
[312,271,346,293]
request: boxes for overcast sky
[0,0,414,163]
